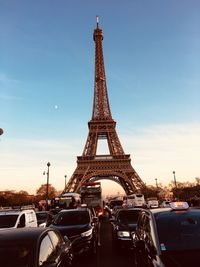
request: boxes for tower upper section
[92,17,113,121]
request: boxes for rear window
[118,210,140,224]
[109,200,123,208]
[0,215,18,228]
[54,211,90,226]
[155,211,200,251]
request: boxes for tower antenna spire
[96,15,99,28]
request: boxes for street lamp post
[64,175,67,193]
[46,162,51,210]
[173,171,177,189]
[155,178,158,189]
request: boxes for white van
[124,194,146,208]
[0,206,37,229]
[146,198,159,209]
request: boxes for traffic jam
[1,183,200,266]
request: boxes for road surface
[73,215,134,267]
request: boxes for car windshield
[113,206,122,212]
[118,210,140,224]
[0,215,18,228]
[36,213,48,221]
[54,210,90,226]
[155,211,200,251]
[0,244,31,266]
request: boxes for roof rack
[0,205,35,211]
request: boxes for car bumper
[116,237,133,249]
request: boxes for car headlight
[81,228,93,237]
[117,231,130,237]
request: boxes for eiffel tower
[65,17,146,195]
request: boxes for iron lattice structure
[65,18,146,195]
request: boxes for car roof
[149,207,200,216]
[149,208,171,214]
[0,209,35,215]
[59,208,89,213]
[119,207,144,212]
[0,227,51,244]
[36,211,50,214]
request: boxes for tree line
[142,177,200,205]
[0,184,58,207]
[1,178,200,207]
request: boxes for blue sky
[0,0,200,196]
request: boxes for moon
[54,105,58,110]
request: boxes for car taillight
[97,208,103,216]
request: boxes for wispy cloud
[0,73,20,85]
[0,73,24,101]
[121,122,200,186]
[0,94,23,101]
[0,137,81,194]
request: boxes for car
[109,200,124,209]
[110,208,142,250]
[0,227,73,267]
[146,198,159,209]
[0,206,37,229]
[133,202,200,267]
[50,208,99,256]
[36,211,54,227]
[160,200,171,208]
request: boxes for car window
[117,210,140,224]
[54,211,90,226]
[0,215,18,228]
[137,213,144,230]
[48,230,62,252]
[143,215,157,252]
[155,212,200,251]
[39,234,54,266]
[18,214,25,228]
[36,213,48,221]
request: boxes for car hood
[118,222,137,231]
[161,250,200,267]
[50,224,91,239]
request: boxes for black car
[134,202,200,267]
[0,227,73,267]
[36,211,54,227]
[110,208,142,250]
[50,208,99,256]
